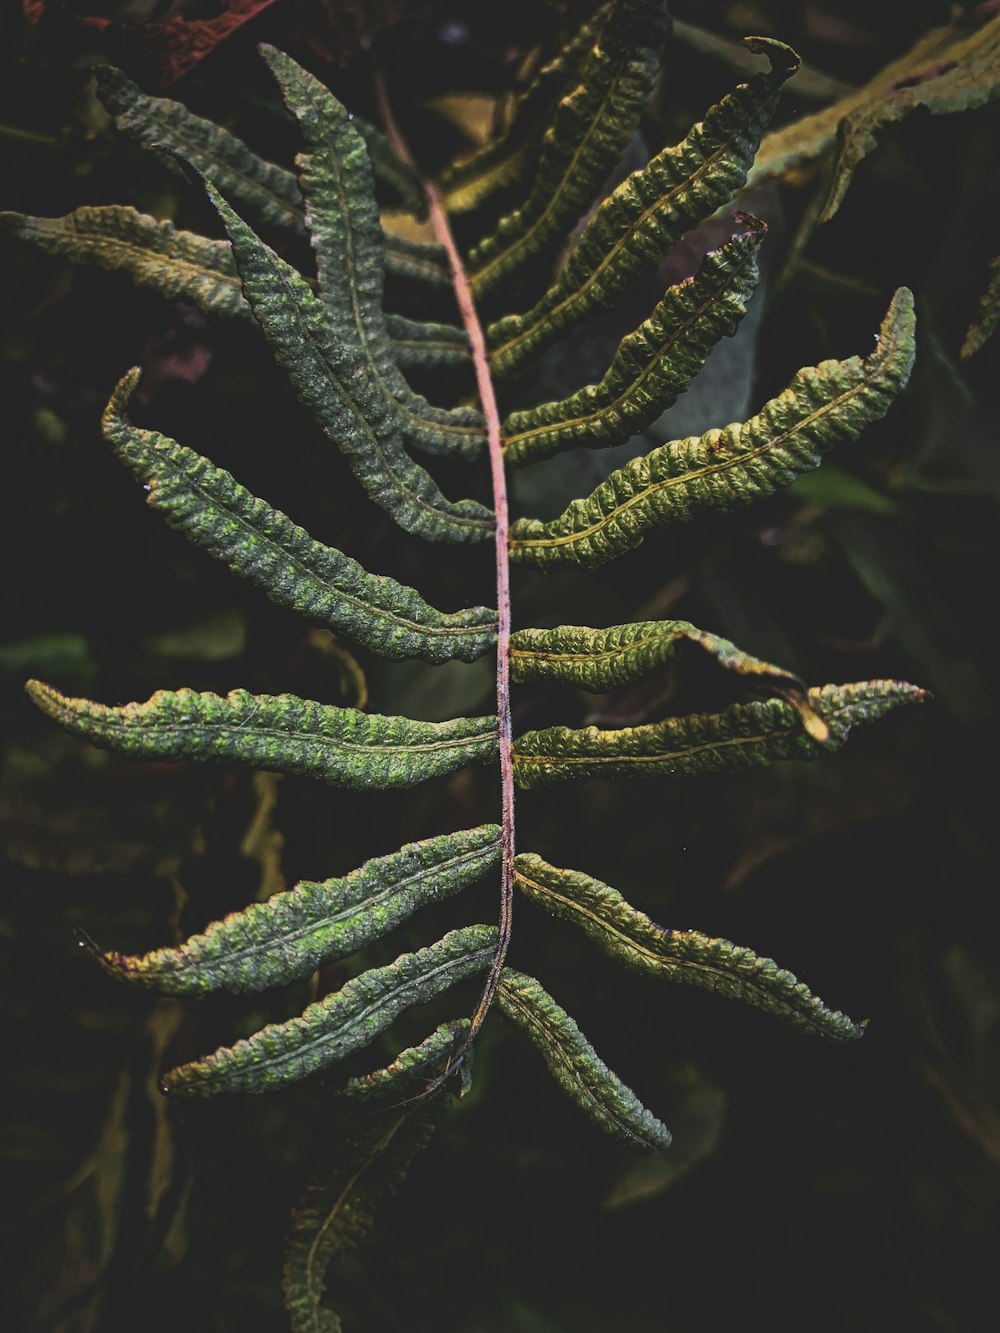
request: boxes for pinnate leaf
[342,1020,471,1103]
[103,371,497,663]
[26,682,498,790]
[962,251,1000,359]
[508,288,915,571]
[97,826,501,995]
[497,968,671,1152]
[514,855,863,1039]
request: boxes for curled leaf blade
[100,827,501,995]
[104,371,496,663]
[512,679,928,788]
[162,925,498,1096]
[26,682,499,790]
[514,855,862,1040]
[342,1020,471,1104]
[508,288,915,571]
[497,968,671,1152]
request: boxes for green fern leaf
[342,1019,471,1103]
[465,0,669,304]
[513,855,862,1039]
[284,1092,450,1333]
[103,372,496,663]
[962,251,1000,358]
[258,47,486,462]
[501,217,765,467]
[381,230,450,289]
[0,206,246,318]
[496,968,671,1152]
[512,678,927,788]
[26,682,498,790]
[200,176,492,539]
[438,1,613,216]
[162,925,498,1096]
[383,312,471,369]
[96,827,501,995]
[509,618,828,739]
[486,37,799,380]
[508,287,915,571]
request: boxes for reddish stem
[376,78,514,1044]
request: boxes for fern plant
[4,2,926,1325]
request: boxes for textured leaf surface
[381,230,450,288]
[962,252,1000,359]
[486,39,798,379]
[383,313,472,370]
[0,207,245,317]
[514,855,862,1039]
[749,13,1000,222]
[98,827,500,995]
[497,968,670,1152]
[203,179,492,539]
[26,682,498,790]
[259,47,486,462]
[508,288,915,571]
[342,1020,470,1103]
[466,0,668,303]
[103,372,496,663]
[509,618,828,739]
[512,679,927,788]
[284,1093,449,1333]
[162,925,498,1096]
[501,218,765,466]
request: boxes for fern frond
[0,206,246,318]
[382,230,450,288]
[438,1,613,216]
[162,925,498,1096]
[512,679,927,788]
[103,372,496,663]
[513,855,863,1039]
[284,1092,450,1333]
[258,47,486,462]
[97,827,501,994]
[500,217,765,466]
[465,0,669,304]
[497,968,671,1152]
[962,251,1000,358]
[486,38,799,379]
[383,313,471,369]
[342,1020,471,1103]
[199,177,492,539]
[509,618,827,738]
[508,287,915,571]
[26,683,499,790]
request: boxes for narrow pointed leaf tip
[514,855,862,1040]
[508,288,916,571]
[162,925,498,1097]
[97,827,501,995]
[497,968,671,1152]
[512,679,928,788]
[26,682,498,790]
[104,372,497,664]
[342,1019,471,1103]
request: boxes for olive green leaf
[508,287,915,571]
[162,925,498,1096]
[200,177,492,539]
[384,312,471,369]
[26,682,498,790]
[342,1019,471,1103]
[749,11,1000,224]
[258,46,486,462]
[962,251,1000,359]
[497,968,671,1152]
[96,826,501,995]
[512,678,927,788]
[103,371,496,664]
[513,855,863,1039]
[509,618,827,739]
[500,217,765,467]
[486,38,799,380]
[284,1091,450,1333]
[465,0,669,304]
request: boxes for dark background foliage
[2,2,998,1330]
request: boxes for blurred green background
[2,3,999,1329]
